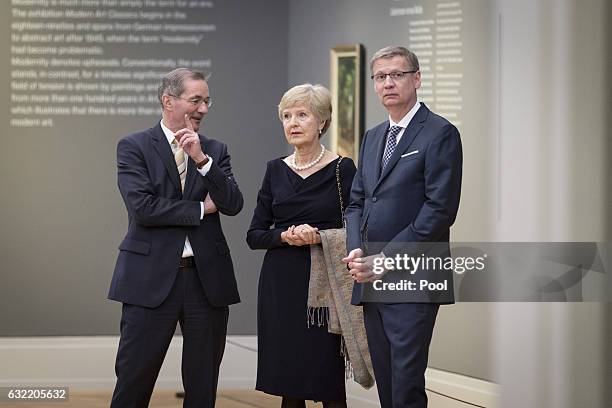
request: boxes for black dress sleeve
[246,160,286,249]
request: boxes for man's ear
[161,94,173,111]
[414,71,422,89]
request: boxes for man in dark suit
[108,68,243,407]
[343,46,462,408]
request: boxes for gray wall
[0,0,288,335]
[606,0,612,404]
[491,1,609,405]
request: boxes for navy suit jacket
[108,123,243,308]
[345,103,462,304]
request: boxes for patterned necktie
[172,139,186,191]
[381,125,402,171]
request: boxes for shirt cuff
[200,202,205,219]
[196,155,213,176]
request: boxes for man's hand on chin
[175,114,207,162]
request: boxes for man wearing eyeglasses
[108,67,243,407]
[343,46,462,408]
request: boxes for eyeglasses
[370,70,418,83]
[168,94,212,108]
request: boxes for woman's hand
[281,225,320,246]
[293,224,320,245]
[281,225,308,246]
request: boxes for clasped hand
[342,249,387,283]
[281,224,321,246]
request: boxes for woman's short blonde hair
[278,84,332,136]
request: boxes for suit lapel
[372,122,390,184]
[375,104,428,188]
[151,123,182,196]
[183,134,208,199]
[183,157,198,198]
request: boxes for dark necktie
[381,125,402,171]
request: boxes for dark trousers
[363,302,439,408]
[111,266,229,408]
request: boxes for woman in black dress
[247,84,356,408]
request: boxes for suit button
[372,197,377,202]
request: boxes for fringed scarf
[307,228,375,389]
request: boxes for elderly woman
[247,84,356,408]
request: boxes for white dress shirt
[388,100,422,143]
[160,119,213,258]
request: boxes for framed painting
[330,44,365,162]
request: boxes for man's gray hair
[370,46,420,73]
[157,68,210,105]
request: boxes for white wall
[490,1,608,407]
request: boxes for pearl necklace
[289,144,326,171]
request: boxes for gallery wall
[1,0,610,401]
[0,0,289,335]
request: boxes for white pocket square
[401,150,419,158]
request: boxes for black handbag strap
[335,156,346,228]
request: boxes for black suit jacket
[108,123,243,308]
[345,103,462,304]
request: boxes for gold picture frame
[330,44,365,162]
